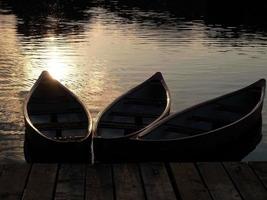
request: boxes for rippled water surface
[1,0,267,162]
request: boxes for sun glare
[45,47,69,80]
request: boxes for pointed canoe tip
[259,78,266,84]
[255,78,266,87]
[40,70,50,75]
[150,72,164,80]
[39,70,52,79]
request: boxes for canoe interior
[142,81,264,140]
[97,76,168,138]
[27,74,89,141]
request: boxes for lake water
[1,0,267,162]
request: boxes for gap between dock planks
[0,162,267,200]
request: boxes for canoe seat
[42,128,87,139]
[99,121,142,136]
[110,111,159,118]
[109,112,159,127]
[53,135,85,141]
[29,106,83,115]
[99,121,141,130]
[100,119,150,127]
[34,121,88,130]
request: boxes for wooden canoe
[24,71,92,162]
[93,72,171,161]
[101,79,265,162]
[132,79,266,161]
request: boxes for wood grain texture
[1,162,267,200]
[140,163,176,200]
[55,164,86,200]
[113,163,145,200]
[197,162,242,200]
[86,164,114,200]
[0,164,31,200]
[224,162,267,200]
[170,163,211,200]
[22,164,58,200]
[249,162,267,189]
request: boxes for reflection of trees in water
[101,0,204,23]
[1,0,94,38]
[205,1,267,26]
[5,0,94,19]
[100,0,267,48]
[1,0,267,44]
[103,0,267,27]
[102,0,206,19]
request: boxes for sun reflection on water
[45,47,69,81]
[22,34,122,116]
[23,37,75,86]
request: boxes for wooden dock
[1,162,267,200]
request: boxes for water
[1,0,267,162]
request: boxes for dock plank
[1,162,267,200]
[249,162,267,189]
[22,164,58,200]
[113,163,145,200]
[85,164,114,200]
[0,165,3,176]
[223,162,267,200]
[55,164,86,200]
[170,163,211,200]
[140,163,176,200]
[197,162,242,200]
[0,164,31,200]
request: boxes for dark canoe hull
[24,71,92,163]
[94,72,171,161]
[94,103,263,162]
[94,72,171,140]
[24,123,92,162]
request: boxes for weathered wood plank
[0,165,3,175]
[55,164,86,200]
[0,164,31,200]
[113,163,145,200]
[223,162,267,200]
[197,162,241,200]
[249,162,267,189]
[22,164,58,200]
[170,163,211,200]
[140,163,176,200]
[85,164,114,200]
[1,162,266,200]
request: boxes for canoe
[93,72,171,161]
[103,79,265,162]
[132,79,266,161]
[24,71,92,162]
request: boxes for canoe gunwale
[24,71,93,143]
[93,72,171,139]
[137,79,266,141]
